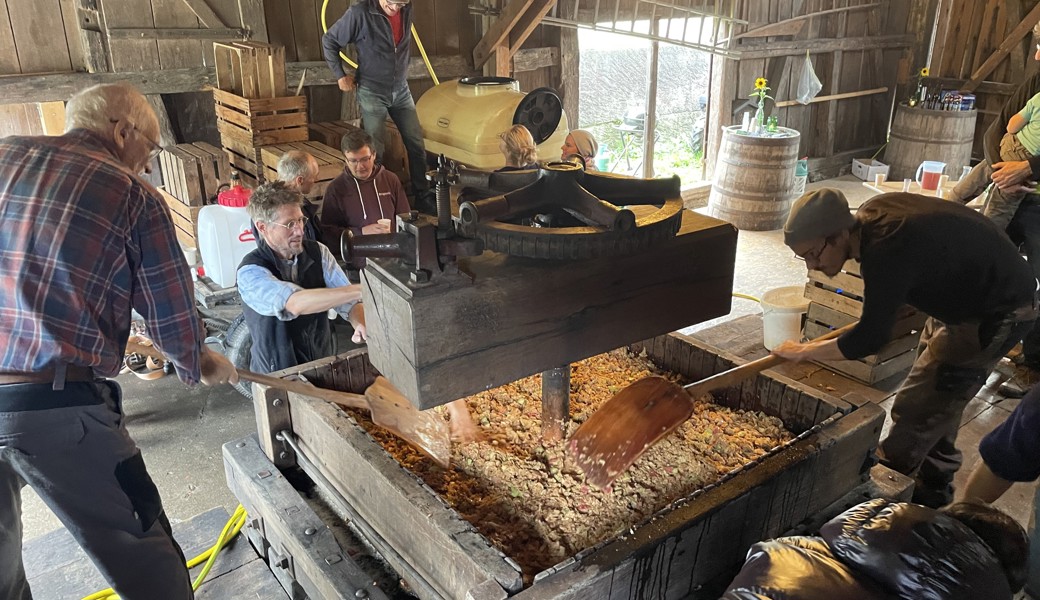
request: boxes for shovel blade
[567,376,692,489]
[366,376,452,468]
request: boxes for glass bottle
[766,115,779,133]
[753,104,765,133]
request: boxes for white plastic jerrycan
[197,173,255,288]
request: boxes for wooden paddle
[125,341,451,467]
[567,322,857,489]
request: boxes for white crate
[851,158,889,181]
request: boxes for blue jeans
[1007,197,1040,361]
[357,83,429,195]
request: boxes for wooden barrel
[708,126,801,231]
[885,104,976,181]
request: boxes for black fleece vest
[240,240,331,373]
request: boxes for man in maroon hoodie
[321,128,411,278]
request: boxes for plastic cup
[874,173,886,186]
[902,179,912,192]
[939,174,950,188]
[377,218,392,232]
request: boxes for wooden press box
[226,333,886,600]
[803,260,926,384]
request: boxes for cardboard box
[851,158,889,181]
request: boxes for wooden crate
[213,88,308,147]
[219,133,265,188]
[803,260,926,384]
[309,119,411,191]
[213,41,287,99]
[159,188,202,249]
[158,142,231,206]
[259,140,344,197]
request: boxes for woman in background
[560,129,599,170]
[497,124,540,171]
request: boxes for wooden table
[862,179,988,210]
[862,179,957,198]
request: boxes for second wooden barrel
[885,104,976,181]
[708,126,801,231]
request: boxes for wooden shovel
[567,322,857,489]
[125,341,451,467]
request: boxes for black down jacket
[720,498,1013,600]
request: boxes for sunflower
[755,77,768,90]
[919,67,929,77]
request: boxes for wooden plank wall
[713,0,919,179]
[927,0,1040,159]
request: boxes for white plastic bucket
[197,204,256,288]
[761,286,810,351]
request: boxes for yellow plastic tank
[416,77,569,169]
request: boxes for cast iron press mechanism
[339,157,686,438]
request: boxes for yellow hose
[321,0,439,84]
[732,292,761,303]
[82,505,248,600]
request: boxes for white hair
[64,82,156,135]
[277,150,318,181]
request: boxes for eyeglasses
[794,238,829,263]
[111,119,162,160]
[268,216,309,231]
[345,154,374,166]
[386,1,408,7]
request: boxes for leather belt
[0,365,97,389]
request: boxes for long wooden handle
[125,341,369,411]
[682,321,857,399]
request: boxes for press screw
[356,590,368,599]
[279,451,289,460]
[304,527,317,536]
[273,398,283,407]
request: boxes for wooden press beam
[737,34,914,59]
[963,1,1040,92]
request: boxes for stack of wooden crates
[803,260,926,384]
[158,142,231,248]
[212,41,341,191]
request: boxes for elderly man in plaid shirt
[0,83,237,600]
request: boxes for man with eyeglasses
[321,128,410,280]
[774,188,1038,509]
[321,0,433,210]
[0,82,238,599]
[276,149,325,244]
[238,181,366,374]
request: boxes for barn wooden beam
[180,0,228,28]
[107,27,249,40]
[737,34,914,59]
[75,0,111,73]
[473,0,537,69]
[0,49,573,104]
[735,3,881,40]
[507,0,557,55]
[963,1,1040,91]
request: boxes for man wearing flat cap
[775,188,1038,508]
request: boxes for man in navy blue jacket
[322,0,431,209]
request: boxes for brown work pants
[878,308,1036,508]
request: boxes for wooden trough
[226,330,890,600]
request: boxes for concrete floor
[20,175,1039,589]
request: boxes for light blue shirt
[237,242,358,321]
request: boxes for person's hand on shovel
[349,303,367,344]
[199,346,239,386]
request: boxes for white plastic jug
[197,204,256,288]
[761,286,810,351]
[915,160,946,191]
